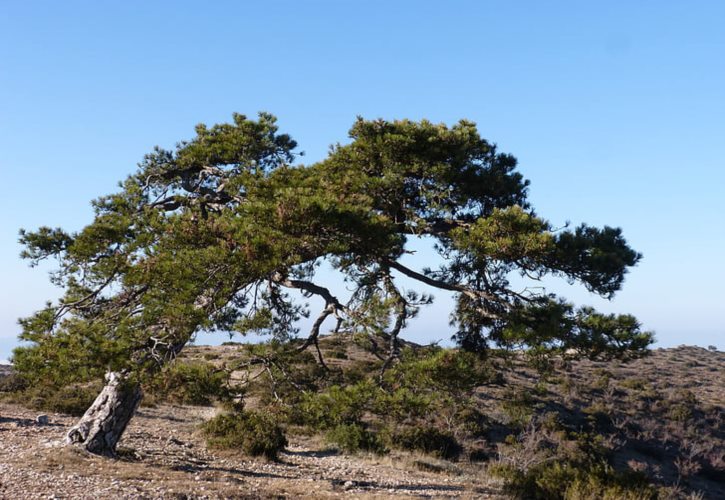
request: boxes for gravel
[0,402,503,499]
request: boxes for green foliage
[490,300,652,362]
[384,347,501,394]
[295,380,379,429]
[491,415,662,500]
[490,460,656,500]
[284,348,498,460]
[292,348,498,432]
[662,389,698,422]
[12,316,127,389]
[390,426,461,459]
[452,205,554,263]
[340,360,378,384]
[328,348,348,359]
[7,332,108,415]
[455,406,490,437]
[326,423,386,454]
[241,343,327,404]
[0,373,28,393]
[501,388,537,427]
[145,361,231,405]
[202,410,287,460]
[8,380,104,416]
[590,369,613,391]
[16,112,649,397]
[550,225,642,298]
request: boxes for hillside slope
[1,342,723,499]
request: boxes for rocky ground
[2,343,723,499]
[0,401,504,499]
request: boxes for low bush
[455,406,490,437]
[492,420,658,500]
[202,410,287,460]
[490,459,657,500]
[501,388,537,427]
[390,426,461,459]
[145,361,231,405]
[294,380,378,430]
[286,348,497,461]
[10,380,103,416]
[341,360,378,385]
[326,423,386,454]
[619,377,649,391]
[328,348,348,360]
[241,344,326,404]
[384,348,501,395]
[0,373,28,393]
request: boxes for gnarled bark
[65,371,142,456]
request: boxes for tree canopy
[15,113,652,386]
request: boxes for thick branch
[271,273,344,309]
[384,259,495,301]
[384,259,503,320]
[379,273,406,380]
[270,273,347,365]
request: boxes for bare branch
[384,259,502,313]
[271,273,345,309]
[270,273,349,367]
[379,273,406,380]
[55,271,119,320]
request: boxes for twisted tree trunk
[65,297,209,456]
[65,371,142,456]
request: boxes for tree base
[65,371,142,457]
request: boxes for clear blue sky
[1,1,723,361]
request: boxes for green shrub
[491,460,656,500]
[3,344,103,415]
[11,380,103,416]
[391,426,461,459]
[352,333,373,351]
[0,373,28,393]
[11,325,126,389]
[341,360,378,384]
[326,423,386,454]
[525,347,555,374]
[385,348,501,395]
[590,369,613,391]
[242,344,326,404]
[328,348,348,359]
[667,403,694,422]
[294,380,378,429]
[287,347,496,462]
[372,386,436,422]
[455,406,490,437]
[146,361,231,405]
[620,377,649,391]
[501,388,536,427]
[202,411,287,460]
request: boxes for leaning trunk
[65,371,142,456]
[65,296,207,456]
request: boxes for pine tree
[16,113,651,455]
